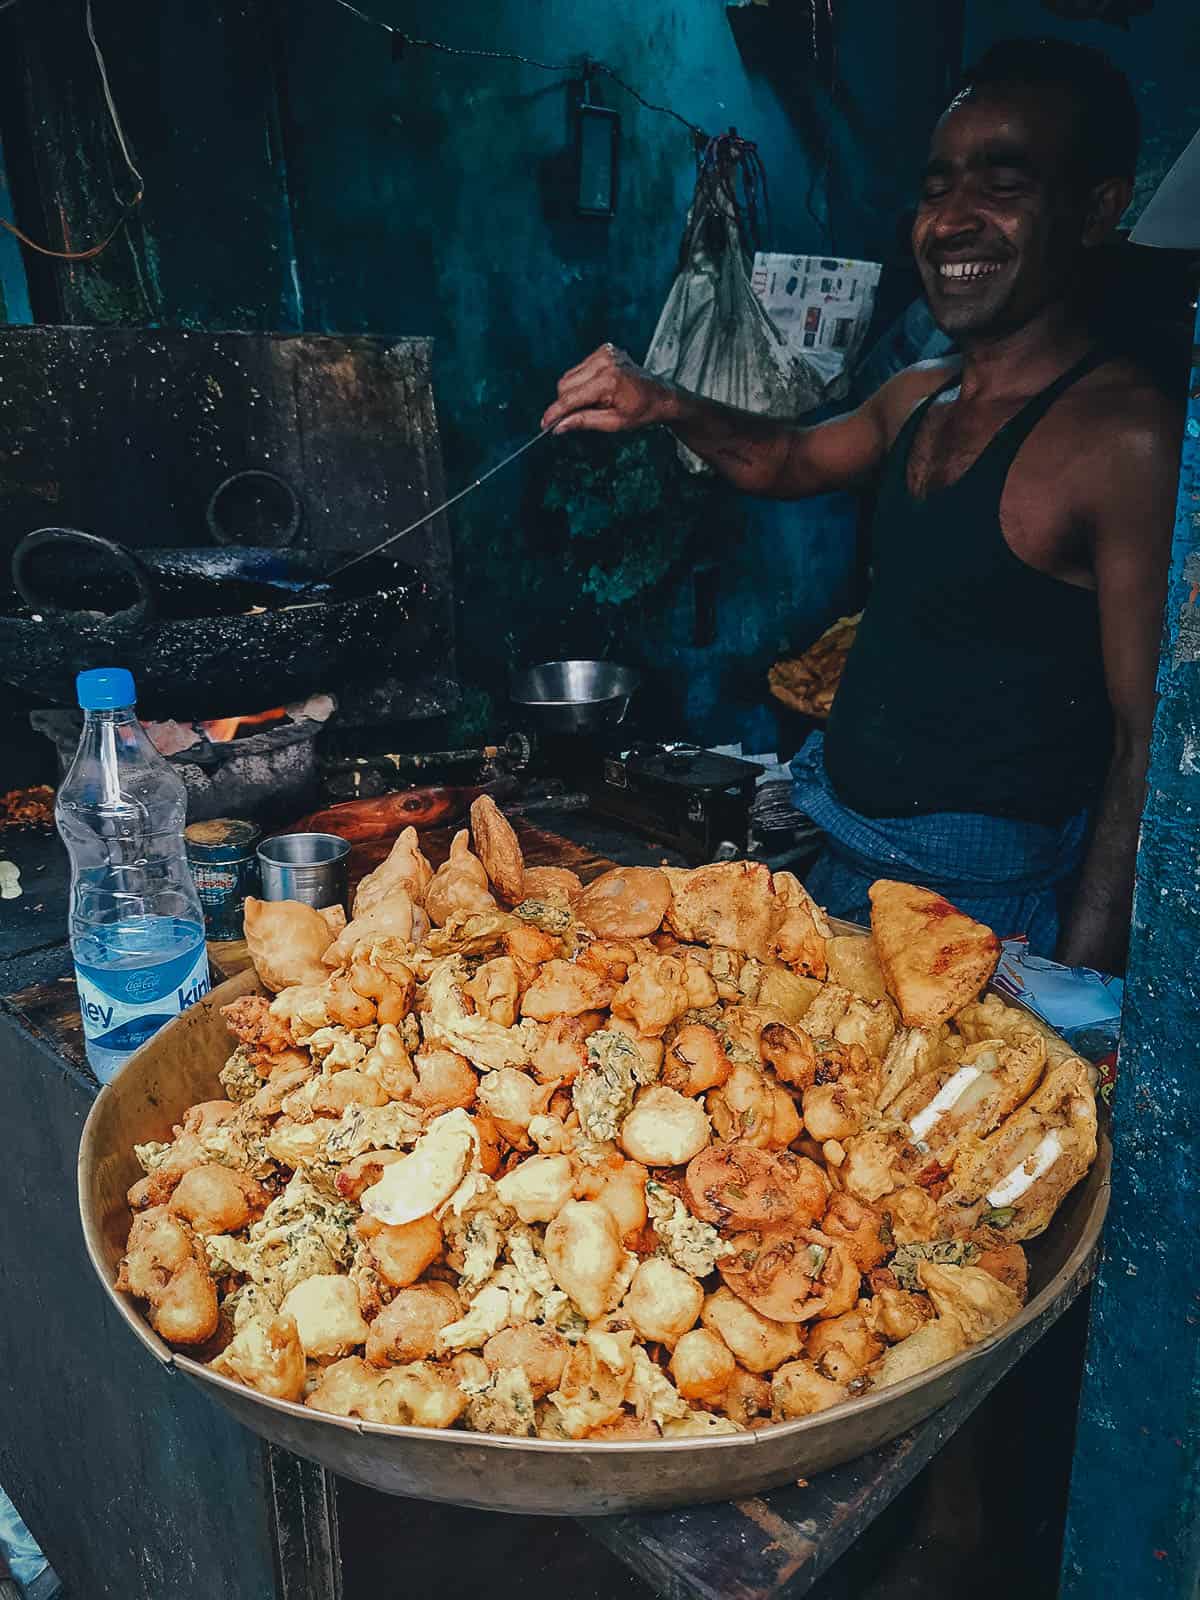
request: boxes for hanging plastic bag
[644,132,824,473]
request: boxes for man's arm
[1056,401,1181,973]
[540,344,945,499]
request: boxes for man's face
[912,85,1092,339]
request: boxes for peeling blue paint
[1060,303,1200,1598]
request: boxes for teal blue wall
[0,0,956,748]
[266,0,954,748]
[2,1,1194,746]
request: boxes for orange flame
[199,707,287,744]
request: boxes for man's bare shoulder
[1063,355,1183,461]
[871,357,962,444]
[1052,356,1184,537]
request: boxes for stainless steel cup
[257,832,350,911]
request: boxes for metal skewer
[297,427,552,599]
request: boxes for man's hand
[541,344,675,435]
[541,344,944,498]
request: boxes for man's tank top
[823,350,1113,825]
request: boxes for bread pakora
[869,881,1000,1028]
[117,806,1097,1444]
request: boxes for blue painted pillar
[1060,307,1200,1595]
[0,130,33,325]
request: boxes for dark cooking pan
[0,528,441,720]
[9,527,417,617]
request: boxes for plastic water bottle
[55,667,210,1082]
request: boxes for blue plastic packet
[991,938,1123,1069]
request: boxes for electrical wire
[0,0,145,261]
[86,0,144,209]
[326,0,707,143]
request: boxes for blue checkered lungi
[790,734,1089,956]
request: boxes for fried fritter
[575,866,671,939]
[243,897,335,992]
[169,1164,268,1236]
[221,994,296,1060]
[670,1328,736,1401]
[700,1287,801,1373]
[366,1283,462,1365]
[426,831,497,927]
[770,1359,846,1419]
[117,800,1096,1445]
[483,1324,569,1399]
[353,826,433,916]
[211,1313,306,1402]
[470,795,526,905]
[684,1144,829,1231]
[770,872,831,978]
[663,1023,732,1097]
[664,861,782,960]
[521,866,582,904]
[116,1207,219,1346]
[869,881,1000,1028]
[324,891,416,969]
[620,1085,711,1167]
[519,959,616,1021]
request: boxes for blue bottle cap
[76,667,137,710]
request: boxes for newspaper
[751,254,882,393]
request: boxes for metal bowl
[510,659,640,736]
[78,964,1109,1516]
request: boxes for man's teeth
[938,261,1002,280]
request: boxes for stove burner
[31,706,328,825]
[587,739,762,863]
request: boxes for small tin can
[185,818,262,941]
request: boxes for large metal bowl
[78,965,1109,1515]
[510,659,640,736]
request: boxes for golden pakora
[117,803,1096,1446]
[469,794,526,906]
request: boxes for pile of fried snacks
[117,798,1097,1440]
[769,612,861,720]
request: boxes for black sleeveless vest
[823,350,1113,825]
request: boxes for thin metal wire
[586,62,706,142]
[0,0,145,260]
[325,0,706,142]
[86,0,145,209]
[299,427,552,597]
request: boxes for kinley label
[75,945,211,1055]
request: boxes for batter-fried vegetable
[118,805,1095,1443]
[683,1145,828,1230]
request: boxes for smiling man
[542,38,1183,972]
